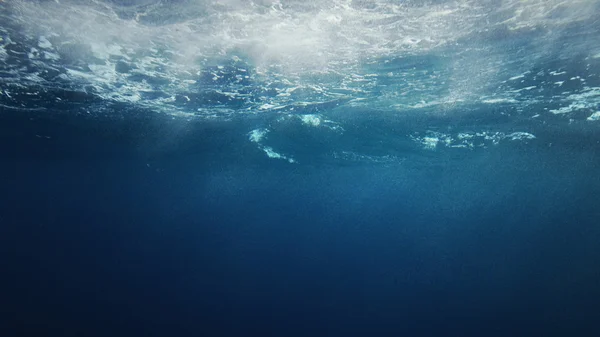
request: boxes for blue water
[2,1,600,336]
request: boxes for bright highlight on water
[1,0,599,163]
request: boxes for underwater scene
[2,0,600,336]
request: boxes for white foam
[259,103,277,110]
[550,87,600,115]
[38,36,53,49]
[422,137,439,150]
[89,42,127,60]
[587,111,600,121]
[299,114,321,127]
[2,0,598,148]
[508,74,526,81]
[66,68,97,80]
[87,63,119,83]
[248,129,268,143]
[507,132,536,141]
[262,146,295,163]
[482,98,518,104]
[550,104,579,115]
[412,130,536,150]
[28,47,39,60]
[42,50,60,60]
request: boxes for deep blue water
[3,111,600,337]
[2,1,600,336]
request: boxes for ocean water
[2,1,600,336]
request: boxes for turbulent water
[2,0,600,163]
[3,1,600,336]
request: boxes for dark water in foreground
[2,111,600,337]
[3,0,600,335]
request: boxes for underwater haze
[2,0,600,336]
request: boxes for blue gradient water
[2,1,600,336]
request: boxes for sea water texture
[2,1,600,336]
[2,0,600,163]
